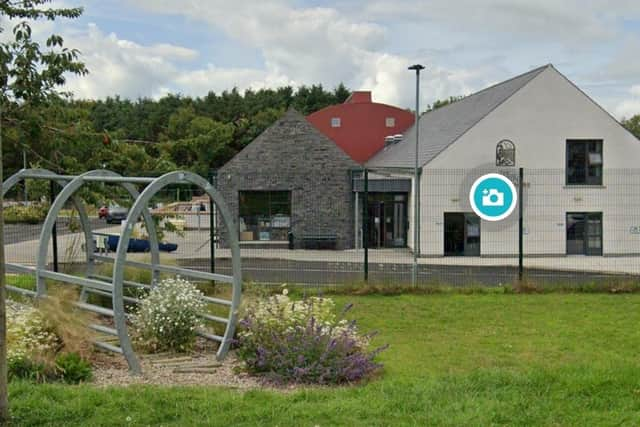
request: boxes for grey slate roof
[366,64,550,169]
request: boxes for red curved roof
[307,92,415,163]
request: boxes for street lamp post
[408,64,425,287]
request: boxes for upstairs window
[385,117,395,127]
[331,117,341,128]
[566,139,603,185]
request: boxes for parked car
[105,205,129,224]
[98,205,109,219]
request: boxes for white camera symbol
[482,189,504,207]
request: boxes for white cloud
[363,0,640,44]
[120,0,482,107]
[6,0,638,120]
[615,85,640,119]
[599,37,640,83]
[63,23,198,99]
[173,65,294,96]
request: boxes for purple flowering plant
[236,289,387,385]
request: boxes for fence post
[209,171,216,274]
[363,168,368,282]
[50,180,59,272]
[518,167,524,281]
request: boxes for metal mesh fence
[5,168,640,288]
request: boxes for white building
[367,64,640,257]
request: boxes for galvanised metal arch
[3,168,242,375]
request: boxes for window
[566,212,602,255]
[331,117,341,128]
[385,117,395,127]
[566,139,603,185]
[496,140,515,166]
[239,191,291,241]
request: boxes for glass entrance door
[566,212,602,255]
[367,193,407,248]
[392,200,406,247]
[444,213,481,256]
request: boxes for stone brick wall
[217,109,359,249]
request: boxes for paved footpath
[6,227,640,278]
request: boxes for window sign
[496,140,515,166]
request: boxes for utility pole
[408,64,425,287]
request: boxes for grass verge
[6,293,640,426]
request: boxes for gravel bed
[92,351,264,389]
[7,300,30,313]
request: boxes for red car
[98,205,109,219]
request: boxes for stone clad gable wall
[217,109,358,249]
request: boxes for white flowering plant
[132,277,205,352]
[240,288,367,347]
[6,299,94,383]
[7,302,59,363]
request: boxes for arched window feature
[496,139,515,166]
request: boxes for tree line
[2,84,352,182]
[4,84,640,197]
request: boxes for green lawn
[8,293,640,426]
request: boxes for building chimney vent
[345,91,372,104]
[384,135,395,146]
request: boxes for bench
[301,233,338,250]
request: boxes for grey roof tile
[366,64,550,169]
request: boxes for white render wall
[416,67,640,256]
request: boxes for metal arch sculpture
[35,169,161,298]
[3,168,242,376]
[113,171,242,373]
[3,169,94,295]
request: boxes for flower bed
[236,289,386,385]
[7,300,93,383]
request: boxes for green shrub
[55,352,93,384]
[8,357,57,383]
[132,277,205,352]
[4,203,48,224]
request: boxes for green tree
[161,112,234,177]
[0,82,351,179]
[426,95,465,112]
[0,0,87,421]
[622,115,640,140]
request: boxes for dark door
[444,213,480,256]
[566,212,602,255]
[368,201,383,248]
[367,194,407,248]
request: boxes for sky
[7,0,640,118]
